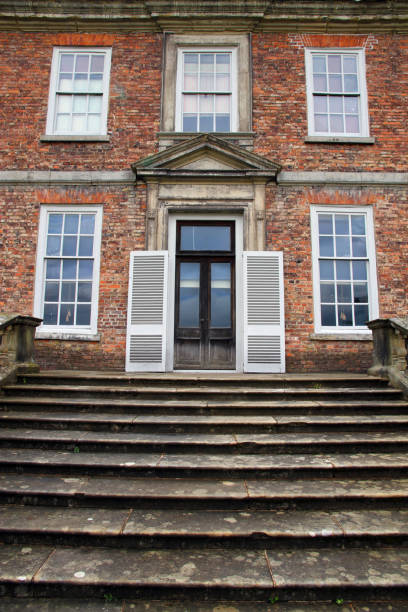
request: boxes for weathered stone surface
[0,544,52,582]
[266,547,408,588]
[334,510,408,537]
[0,598,122,611]
[35,547,273,587]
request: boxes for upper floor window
[305,49,369,138]
[46,48,111,136]
[176,48,237,132]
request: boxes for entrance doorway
[174,221,235,369]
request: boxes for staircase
[0,371,408,610]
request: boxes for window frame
[310,205,378,334]
[34,204,103,337]
[45,47,112,137]
[175,47,238,133]
[305,48,370,139]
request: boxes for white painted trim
[126,251,168,372]
[46,47,112,136]
[33,204,103,337]
[310,204,379,334]
[175,47,238,133]
[305,48,370,138]
[167,212,244,372]
[243,251,285,373]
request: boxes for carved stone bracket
[367,317,408,396]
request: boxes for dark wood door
[174,222,235,369]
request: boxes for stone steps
[1,371,408,605]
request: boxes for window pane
[215,95,230,113]
[184,74,198,90]
[183,115,197,132]
[313,56,326,73]
[345,115,359,133]
[215,115,230,132]
[351,215,365,235]
[78,259,93,279]
[61,282,76,302]
[319,260,334,280]
[180,226,230,251]
[59,304,75,325]
[183,95,197,113]
[184,53,198,70]
[80,215,95,235]
[73,96,87,113]
[89,74,103,93]
[318,214,333,235]
[330,114,344,132]
[199,115,213,132]
[338,305,353,326]
[87,115,101,132]
[48,214,63,234]
[314,96,327,113]
[44,282,59,302]
[327,55,341,73]
[343,56,357,73]
[329,96,343,113]
[345,96,359,114]
[352,237,367,257]
[88,96,102,113]
[46,235,61,256]
[57,95,72,113]
[313,75,327,91]
[352,260,367,281]
[328,75,342,93]
[76,304,91,325]
[319,236,334,257]
[354,283,368,303]
[72,115,87,132]
[200,73,213,91]
[77,282,92,302]
[64,214,79,234]
[344,74,358,93]
[78,236,94,257]
[336,236,350,257]
[320,283,335,303]
[355,304,369,326]
[91,55,105,72]
[46,259,61,279]
[321,304,336,326]
[74,73,88,92]
[335,215,349,235]
[59,75,73,91]
[315,114,328,132]
[211,263,231,328]
[336,260,351,280]
[43,303,58,325]
[179,262,200,327]
[216,54,230,71]
[60,54,74,72]
[337,284,352,303]
[75,55,89,72]
[62,259,77,279]
[62,235,77,256]
[55,115,71,132]
[200,94,213,113]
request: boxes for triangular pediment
[132,134,281,181]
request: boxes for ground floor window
[311,205,378,333]
[34,205,102,335]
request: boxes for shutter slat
[126,251,168,372]
[244,251,285,373]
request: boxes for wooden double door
[174,221,235,369]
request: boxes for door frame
[167,212,244,372]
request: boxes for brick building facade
[0,1,407,373]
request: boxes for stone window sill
[40,135,110,142]
[310,333,372,342]
[305,136,375,144]
[35,332,101,342]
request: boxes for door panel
[174,221,235,370]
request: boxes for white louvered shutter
[126,251,168,372]
[243,251,285,373]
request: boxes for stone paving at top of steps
[1,505,408,541]
[0,599,405,612]
[1,543,408,595]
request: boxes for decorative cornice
[0,1,407,33]
[277,171,408,186]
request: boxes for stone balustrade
[0,313,42,385]
[367,317,408,396]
